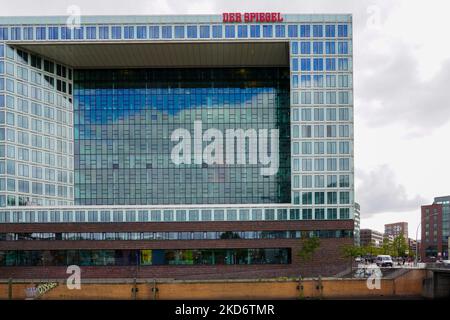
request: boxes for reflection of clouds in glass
[76,87,277,127]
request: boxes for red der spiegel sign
[223,13,284,23]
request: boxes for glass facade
[0,14,354,223]
[0,248,291,266]
[0,229,353,241]
[74,68,290,205]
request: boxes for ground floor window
[0,248,291,266]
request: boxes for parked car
[442,260,450,266]
[355,257,363,263]
[376,255,394,267]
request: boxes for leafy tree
[341,245,362,276]
[297,236,321,262]
[392,234,408,258]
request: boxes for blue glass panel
[300,42,310,54]
[313,42,323,54]
[325,41,335,54]
[11,27,21,40]
[86,26,96,39]
[73,27,84,40]
[23,27,33,40]
[161,26,172,39]
[292,58,298,71]
[174,26,185,38]
[326,25,336,37]
[199,25,210,38]
[288,25,298,37]
[237,25,247,38]
[186,25,197,38]
[137,26,147,39]
[262,25,273,38]
[36,27,46,40]
[338,42,348,54]
[275,25,285,37]
[291,42,298,55]
[225,25,235,38]
[99,26,109,39]
[338,24,348,37]
[112,26,122,39]
[0,28,8,40]
[250,25,260,38]
[149,26,160,39]
[313,25,323,37]
[61,27,72,40]
[124,26,134,39]
[300,25,310,38]
[212,25,222,38]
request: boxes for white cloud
[355,165,427,216]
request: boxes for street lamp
[415,212,439,266]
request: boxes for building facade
[354,202,360,246]
[0,14,354,279]
[421,196,450,262]
[384,222,408,240]
[360,229,383,248]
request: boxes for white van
[376,255,393,267]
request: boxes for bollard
[8,278,12,300]
[151,279,159,300]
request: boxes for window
[275,25,285,37]
[0,28,8,40]
[263,25,273,37]
[302,209,313,220]
[327,192,337,204]
[187,25,197,38]
[149,26,160,39]
[36,27,46,40]
[313,41,323,54]
[338,42,348,54]
[161,26,172,39]
[124,26,134,39]
[326,41,335,54]
[199,25,210,38]
[327,208,338,220]
[73,27,84,40]
[225,25,235,38]
[250,25,260,38]
[338,25,348,37]
[288,25,298,37]
[137,26,147,39]
[300,25,310,37]
[86,26,96,39]
[11,27,21,40]
[325,25,335,37]
[112,26,122,39]
[99,26,109,39]
[237,25,247,38]
[300,42,310,54]
[326,58,336,71]
[300,58,311,71]
[313,25,323,37]
[212,25,222,38]
[23,27,33,40]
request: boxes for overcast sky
[2,0,450,238]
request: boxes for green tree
[341,245,362,276]
[381,238,393,256]
[297,236,321,262]
[392,234,408,258]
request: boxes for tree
[392,234,408,258]
[297,236,321,262]
[341,245,362,276]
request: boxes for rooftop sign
[222,13,283,23]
